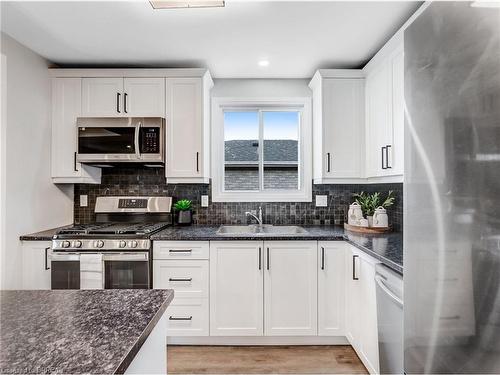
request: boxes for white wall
[0,33,73,289]
[212,79,311,98]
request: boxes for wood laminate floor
[167,345,368,374]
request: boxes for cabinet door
[345,246,362,347]
[22,241,51,290]
[166,78,203,179]
[210,241,264,336]
[322,79,364,178]
[51,78,82,179]
[264,241,317,336]
[391,49,404,175]
[366,63,392,177]
[359,255,380,374]
[82,78,123,117]
[318,242,346,336]
[123,78,165,117]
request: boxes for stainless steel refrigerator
[404,2,500,373]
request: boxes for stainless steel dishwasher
[375,264,403,374]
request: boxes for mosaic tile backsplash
[74,166,403,232]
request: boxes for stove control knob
[94,240,104,248]
[62,241,71,248]
[128,240,138,248]
[119,240,127,248]
[72,240,82,248]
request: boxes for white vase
[367,216,374,227]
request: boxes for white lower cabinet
[210,241,263,336]
[345,245,380,374]
[264,241,318,336]
[318,241,346,336]
[153,241,210,336]
[21,241,52,290]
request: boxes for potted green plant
[353,191,395,227]
[174,199,193,226]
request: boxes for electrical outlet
[201,195,209,207]
[80,195,88,207]
[315,195,328,207]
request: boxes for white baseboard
[167,335,349,346]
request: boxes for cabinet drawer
[153,260,208,298]
[167,298,209,336]
[153,241,209,260]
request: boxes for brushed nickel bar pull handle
[169,316,193,321]
[124,93,128,113]
[196,152,200,172]
[117,92,121,113]
[321,247,325,270]
[267,247,270,270]
[44,247,50,270]
[353,255,359,280]
[327,152,331,173]
[259,247,262,270]
[73,152,78,172]
[381,146,386,170]
[386,145,392,169]
[169,249,192,253]
[169,278,192,282]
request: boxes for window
[212,98,312,202]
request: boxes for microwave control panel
[140,127,160,153]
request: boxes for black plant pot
[176,210,192,226]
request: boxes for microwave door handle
[134,122,141,159]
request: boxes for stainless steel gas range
[51,196,172,290]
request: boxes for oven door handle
[102,253,149,261]
[50,253,81,261]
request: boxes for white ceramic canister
[348,202,364,226]
[372,206,389,228]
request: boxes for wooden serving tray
[344,223,392,234]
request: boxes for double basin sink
[217,225,308,236]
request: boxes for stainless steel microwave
[76,117,165,164]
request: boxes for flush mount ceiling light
[258,60,270,67]
[470,0,500,7]
[150,0,225,9]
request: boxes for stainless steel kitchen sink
[216,225,308,236]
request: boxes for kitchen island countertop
[0,289,174,374]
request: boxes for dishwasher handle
[375,274,403,307]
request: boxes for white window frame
[211,97,312,202]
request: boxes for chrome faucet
[246,206,263,226]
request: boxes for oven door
[51,253,81,290]
[103,252,150,289]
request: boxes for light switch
[201,195,209,207]
[315,195,328,207]
[80,195,88,207]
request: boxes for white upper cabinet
[210,241,264,336]
[318,242,346,336]
[123,78,165,117]
[82,78,124,117]
[364,42,404,179]
[309,70,365,183]
[82,77,165,117]
[51,78,101,183]
[166,74,212,183]
[264,241,318,336]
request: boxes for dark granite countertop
[151,225,403,274]
[0,289,174,374]
[20,225,72,241]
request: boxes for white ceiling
[0,1,421,78]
